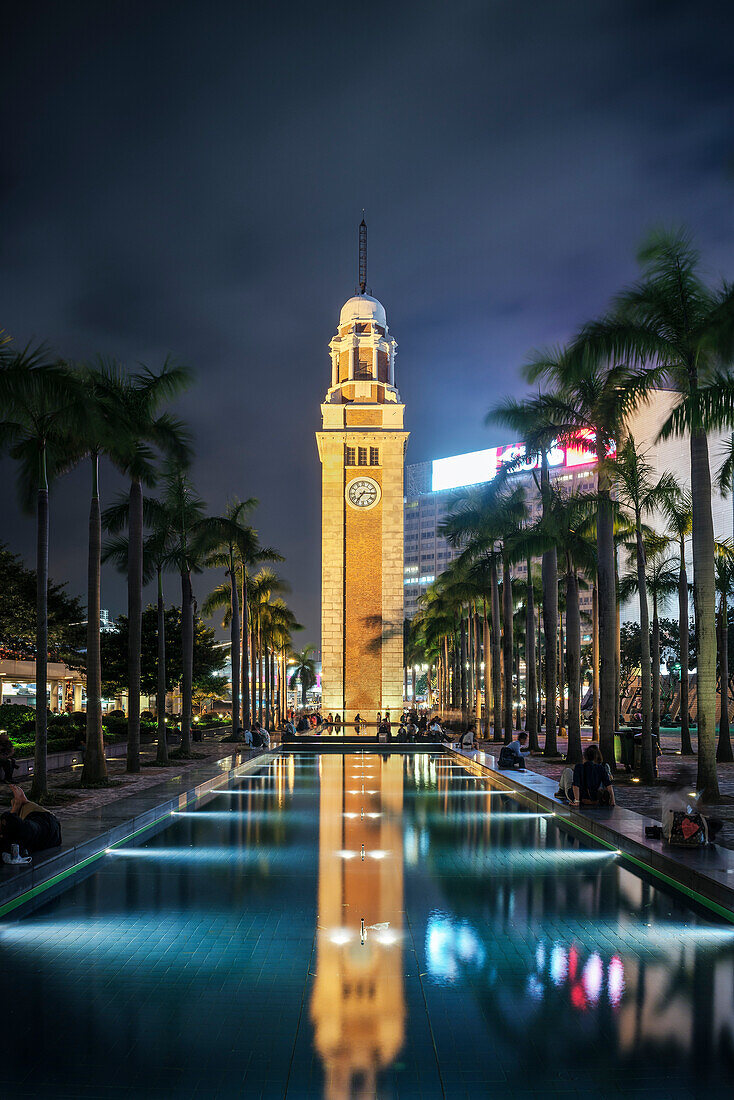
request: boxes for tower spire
[358,215,367,295]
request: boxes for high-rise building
[317,224,408,721]
[404,441,598,618]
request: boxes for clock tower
[316,222,408,725]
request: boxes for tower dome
[339,294,387,329]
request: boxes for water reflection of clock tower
[316,224,408,723]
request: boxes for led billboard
[431,433,604,493]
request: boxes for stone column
[73,682,83,711]
[49,680,60,713]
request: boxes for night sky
[2,1,734,645]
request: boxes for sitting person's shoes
[3,845,32,865]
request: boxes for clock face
[346,476,381,509]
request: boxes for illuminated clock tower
[316,222,408,725]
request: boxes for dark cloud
[2,0,734,643]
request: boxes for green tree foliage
[0,544,85,665]
[101,606,225,696]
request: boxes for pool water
[2,750,734,1098]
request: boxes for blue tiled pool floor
[2,751,734,1098]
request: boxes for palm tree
[107,361,192,772]
[497,350,656,766]
[488,401,562,755]
[619,535,677,749]
[441,481,526,740]
[103,493,177,764]
[160,467,215,754]
[0,346,78,799]
[574,229,734,798]
[714,542,734,763]
[515,488,596,764]
[614,437,676,782]
[289,645,317,707]
[660,483,694,754]
[204,499,259,739]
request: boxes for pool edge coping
[451,747,734,924]
[0,748,276,919]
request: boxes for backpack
[663,810,708,846]
[497,745,516,769]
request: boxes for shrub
[0,703,37,735]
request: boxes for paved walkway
[478,729,734,852]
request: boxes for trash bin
[618,728,635,769]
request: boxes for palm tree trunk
[491,556,502,741]
[180,569,194,754]
[155,566,169,764]
[615,549,622,733]
[541,456,558,756]
[483,601,491,737]
[526,571,538,751]
[678,538,693,754]
[502,554,513,742]
[241,570,251,728]
[717,593,733,762]
[558,612,565,735]
[31,458,49,801]
[82,453,107,785]
[652,594,661,747]
[459,614,468,720]
[257,622,263,725]
[565,569,582,764]
[690,431,719,798]
[230,559,241,739]
[596,457,616,765]
[263,643,271,726]
[592,582,600,742]
[250,623,257,726]
[635,520,654,783]
[126,476,143,774]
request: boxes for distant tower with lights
[316,221,408,724]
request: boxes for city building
[316,224,408,722]
[404,440,598,618]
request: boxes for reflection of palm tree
[289,645,317,706]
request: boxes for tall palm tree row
[0,341,288,795]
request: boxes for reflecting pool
[2,751,734,1098]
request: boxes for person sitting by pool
[429,716,444,739]
[0,785,62,858]
[378,718,392,743]
[281,719,297,742]
[498,731,528,770]
[296,714,310,733]
[0,730,18,783]
[567,744,615,807]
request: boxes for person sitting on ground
[281,718,297,742]
[418,714,428,735]
[568,743,615,807]
[0,785,62,856]
[378,718,392,743]
[460,722,478,749]
[250,725,265,748]
[429,716,443,739]
[498,731,529,770]
[0,730,18,783]
[296,713,310,732]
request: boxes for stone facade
[317,292,408,723]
